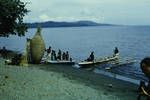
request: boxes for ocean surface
[0,26,150,81]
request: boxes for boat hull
[42,60,75,65]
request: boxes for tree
[0,0,29,37]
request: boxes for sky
[21,0,150,25]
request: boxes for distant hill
[27,21,113,28]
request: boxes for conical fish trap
[30,27,45,64]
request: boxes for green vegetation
[0,0,29,37]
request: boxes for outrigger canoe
[78,54,119,68]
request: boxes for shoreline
[0,58,141,100]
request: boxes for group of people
[7,54,22,65]
[45,46,71,61]
[0,46,23,65]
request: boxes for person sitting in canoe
[70,57,72,61]
[86,51,94,61]
[113,47,119,56]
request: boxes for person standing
[46,46,51,55]
[53,50,57,60]
[62,52,66,60]
[65,51,69,61]
[26,38,32,63]
[57,49,62,60]
[51,50,55,61]
[46,46,51,60]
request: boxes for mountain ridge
[27,20,114,28]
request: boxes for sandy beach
[0,58,141,100]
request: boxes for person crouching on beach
[138,57,150,100]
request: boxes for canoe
[41,55,75,65]
[78,54,119,68]
[42,60,75,65]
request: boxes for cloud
[39,14,50,22]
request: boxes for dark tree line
[0,0,29,37]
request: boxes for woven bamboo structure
[30,27,45,64]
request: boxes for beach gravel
[0,58,140,100]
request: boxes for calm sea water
[0,26,150,81]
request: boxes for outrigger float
[78,53,119,68]
[105,58,136,70]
